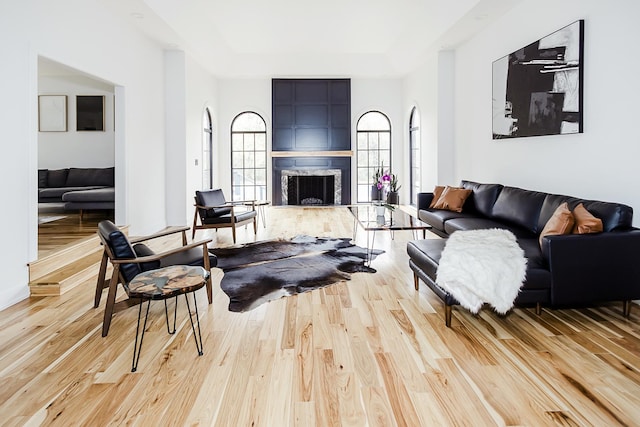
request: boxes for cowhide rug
[210,235,383,312]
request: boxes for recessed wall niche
[76,95,104,131]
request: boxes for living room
[2,0,640,424]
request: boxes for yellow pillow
[429,185,446,208]
[572,203,603,234]
[431,186,472,213]
[539,202,575,246]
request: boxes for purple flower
[381,174,391,182]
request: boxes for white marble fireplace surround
[281,169,342,205]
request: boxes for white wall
[453,0,640,224]
[0,0,169,310]
[184,56,219,224]
[38,75,115,169]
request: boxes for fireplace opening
[287,175,335,205]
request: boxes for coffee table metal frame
[347,204,431,266]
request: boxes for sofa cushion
[39,186,106,200]
[38,169,48,188]
[491,186,547,234]
[444,218,535,239]
[460,181,503,217]
[429,186,445,208]
[47,169,69,188]
[62,187,114,202]
[572,203,603,234]
[66,167,114,187]
[539,202,574,246]
[539,193,633,232]
[418,209,470,232]
[432,186,472,212]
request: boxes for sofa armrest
[542,229,640,305]
[417,192,435,212]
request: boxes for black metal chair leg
[132,300,152,372]
[184,291,204,356]
[164,298,178,334]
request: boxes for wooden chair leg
[413,273,420,291]
[202,244,213,304]
[623,300,632,318]
[445,305,452,328]
[94,251,109,308]
[253,217,257,235]
[231,225,237,243]
[102,265,121,337]
[535,302,542,315]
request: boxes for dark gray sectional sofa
[407,180,640,326]
[38,167,115,214]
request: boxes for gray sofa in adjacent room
[38,167,115,217]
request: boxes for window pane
[244,134,255,151]
[255,169,266,185]
[368,133,379,149]
[232,169,244,184]
[232,152,244,168]
[245,169,255,184]
[358,111,390,131]
[368,151,380,167]
[357,168,370,185]
[379,151,391,168]
[255,152,266,168]
[244,186,255,200]
[233,186,243,200]
[244,152,255,168]
[255,134,266,150]
[357,133,368,149]
[379,132,390,149]
[232,134,243,151]
[257,186,267,200]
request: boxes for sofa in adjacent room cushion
[47,168,69,188]
[539,202,575,246]
[38,169,48,188]
[428,185,446,208]
[572,203,603,234]
[431,186,472,213]
[66,167,115,187]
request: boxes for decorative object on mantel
[436,228,527,314]
[492,19,584,139]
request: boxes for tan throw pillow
[431,186,472,212]
[539,202,575,247]
[429,185,446,208]
[572,203,603,234]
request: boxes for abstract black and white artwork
[492,20,584,139]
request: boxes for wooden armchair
[192,189,257,243]
[95,220,216,337]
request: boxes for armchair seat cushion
[201,210,257,224]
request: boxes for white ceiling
[97,0,522,79]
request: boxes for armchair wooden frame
[95,225,213,337]
[192,198,257,243]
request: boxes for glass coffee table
[347,204,431,265]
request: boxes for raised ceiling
[101,0,522,78]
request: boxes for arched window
[409,107,421,206]
[202,108,213,189]
[356,111,391,203]
[231,111,267,201]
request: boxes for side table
[126,265,209,372]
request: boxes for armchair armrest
[542,230,640,305]
[111,238,213,265]
[417,193,435,212]
[129,226,190,245]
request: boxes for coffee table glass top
[347,204,431,231]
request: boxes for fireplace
[287,175,335,205]
[281,169,342,205]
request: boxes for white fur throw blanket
[436,229,527,314]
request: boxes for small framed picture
[38,95,67,132]
[76,95,104,131]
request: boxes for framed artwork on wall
[76,95,104,131]
[38,95,67,132]
[492,19,584,139]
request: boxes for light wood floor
[4,206,640,425]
